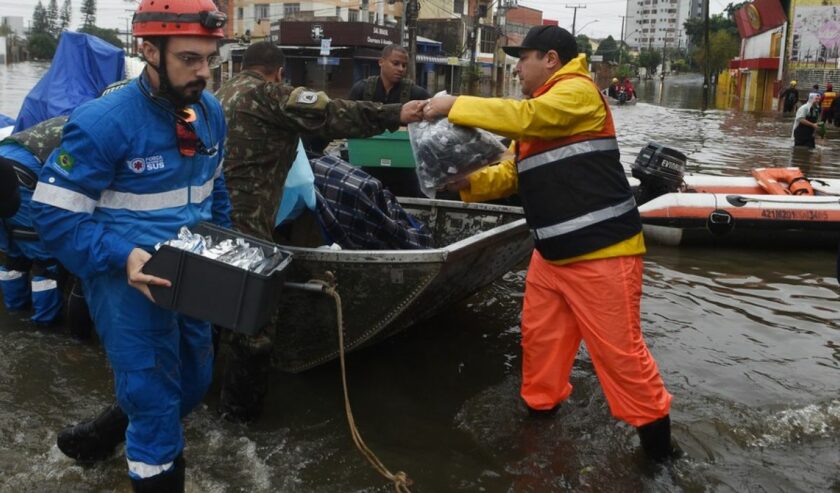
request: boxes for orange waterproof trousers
[520,251,672,427]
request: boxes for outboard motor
[632,142,687,205]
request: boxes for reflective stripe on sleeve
[0,270,25,281]
[518,138,619,173]
[127,458,174,479]
[31,279,58,292]
[532,196,636,240]
[32,182,97,214]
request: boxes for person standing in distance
[32,0,232,490]
[423,25,678,462]
[348,44,431,104]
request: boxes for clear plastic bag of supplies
[408,116,508,198]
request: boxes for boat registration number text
[760,209,829,221]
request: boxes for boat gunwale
[278,198,529,264]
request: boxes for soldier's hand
[423,95,457,121]
[127,247,171,302]
[400,100,425,124]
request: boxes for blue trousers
[83,270,213,478]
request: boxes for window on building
[255,3,270,21]
[454,0,465,14]
[349,9,359,22]
[284,3,300,17]
[237,6,243,19]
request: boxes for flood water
[1,64,839,492]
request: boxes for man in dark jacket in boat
[423,25,678,463]
[214,41,425,422]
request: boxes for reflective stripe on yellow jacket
[452,54,645,265]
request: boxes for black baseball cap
[502,25,578,62]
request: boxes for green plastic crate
[347,130,416,168]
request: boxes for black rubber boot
[637,414,680,462]
[218,333,272,423]
[57,402,128,463]
[131,454,185,493]
[525,403,560,418]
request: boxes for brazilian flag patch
[57,149,75,172]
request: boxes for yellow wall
[717,69,778,111]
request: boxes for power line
[566,4,585,35]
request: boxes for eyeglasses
[169,51,223,69]
[175,108,215,157]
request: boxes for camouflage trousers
[218,202,282,422]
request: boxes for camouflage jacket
[0,116,69,165]
[215,70,402,239]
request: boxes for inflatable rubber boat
[632,143,840,248]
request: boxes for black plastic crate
[142,222,292,335]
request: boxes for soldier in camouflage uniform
[0,116,69,325]
[215,41,425,422]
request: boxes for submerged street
[1,63,839,491]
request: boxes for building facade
[624,0,700,50]
[232,0,405,41]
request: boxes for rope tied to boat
[307,277,414,493]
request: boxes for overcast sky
[1,0,727,37]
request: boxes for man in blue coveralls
[0,116,68,325]
[31,0,232,489]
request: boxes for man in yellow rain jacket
[423,25,677,462]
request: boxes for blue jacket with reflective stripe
[31,75,232,280]
[0,143,53,260]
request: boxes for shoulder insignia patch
[287,87,330,112]
[297,91,318,104]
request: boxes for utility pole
[661,35,667,79]
[702,0,710,109]
[566,4,586,35]
[405,0,419,81]
[618,15,626,66]
[491,1,510,97]
[469,2,485,95]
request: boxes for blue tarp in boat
[14,32,125,132]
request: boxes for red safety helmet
[132,0,226,39]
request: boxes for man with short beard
[31,0,232,490]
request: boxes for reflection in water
[0,61,49,118]
[0,64,838,491]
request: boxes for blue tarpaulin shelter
[0,114,14,128]
[13,32,125,132]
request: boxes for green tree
[576,34,593,59]
[79,25,124,48]
[595,35,619,63]
[80,0,96,29]
[638,48,661,76]
[692,30,739,76]
[28,32,58,59]
[683,13,739,46]
[47,0,59,37]
[59,0,72,32]
[31,1,50,35]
